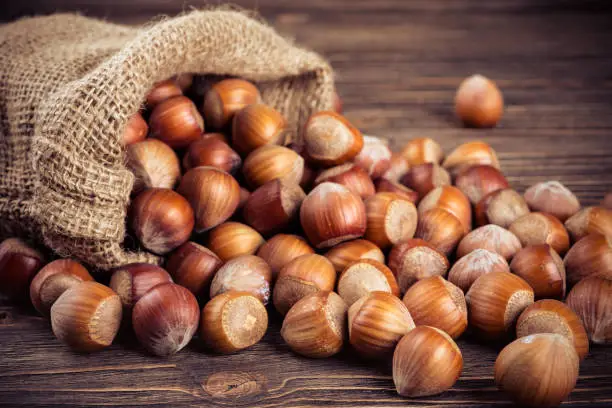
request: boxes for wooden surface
[2,0,612,406]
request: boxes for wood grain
[1,0,612,406]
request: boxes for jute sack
[0,10,334,270]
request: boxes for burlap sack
[0,10,334,270]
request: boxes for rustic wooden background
[1,0,612,406]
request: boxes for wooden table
[1,1,612,406]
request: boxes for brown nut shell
[563,233,612,286]
[256,234,314,280]
[457,224,521,260]
[510,245,566,299]
[524,181,581,222]
[509,212,570,255]
[387,238,449,293]
[415,208,464,256]
[0,238,45,301]
[210,255,272,305]
[207,222,265,262]
[564,206,612,242]
[324,239,385,274]
[566,275,612,345]
[364,193,418,249]
[447,248,509,293]
[338,259,399,306]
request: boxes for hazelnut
[495,334,578,407]
[149,96,204,149]
[457,224,521,260]
[348,291,415,358]
[399,137,444,165]
[273,254,336,315]
[207,222,265,262]
[174,74,193,92]
[129,188,194,255]
[314,163,375,199]
[564,206,612,242]
[563,233,612,286]
[566,275,612,344]
[281,291,348,358]
[126,139,181,195]
[510,245,565,299]
[374,178,419,203]
[242,179,305,236]
[237,187,251,211]
[524,181,581,222]
[109,263,173,310]
[517,299,589,360]
[132,282,200,356]
[442,141,500,176]
[202,79,261,130]
[475,188,530,228]
[256,234,314,280]
[400,163,451,199]
[145,79,182,109]
[30,259,93,316]
[0,238,45,301]
[393,326,463,397]
[466,271,534,339]
[381,154,410,182]
[209,255,271,305]
[303,111,364,167]
[455,74,503,128]
[337,259,399,306]
[121,112,148,146]
[182,137,241,174]
[402,276,467,339]
[200,291,268,353]
[418,185,472,234]
[232,104,286,156]
[177,166,240,233]
[300,182,366,249]
[242,145,304,189]
[414,208,465,256]
[364,192,418,249]
[509,212,570,255]
[324,239,385,274]
[165,242,222,296]
[603,192,612,210]
[448,248,510,292]
[387,238,449,293]
[51,281,122,352]
[454,164,509,205]
[353,135,392,179]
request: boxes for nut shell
[207,222,265,262]
[109,263,173,309]
[165,242,222,296]
[126,139,181,195]
[566,275,612,344]
[455,165,509,205]
[121,112,148,146]
[418,185,472,234]
[242,145,304,189]
[399,137,444,165]
[510,245,566,299]
[303,111,364,167]
[400,163,450,199]
[149,96,204,149]
[338,259,399,306]
[364,192,418,249]
[256,234,314,280]
[353,135,392,179]
[474,188,530,228]
[524,181,581,222]
[457,224,521,260]
[324,239,385,274]
[210,255,272,305]
[0,238,45,301]
[374,178,418,203]
[314,163,375,199]
[564,206,612,242]
[232,104,286,156]
[415,208,464,256]
[455,75,504,128]
[182,137,241,174]
[509,212,570,255]
[563,233,612,286]
[442,141,500,176]
[202,79,261,129]
[387,239,449,293]
[145,79,182,109]
[448,248,509,293]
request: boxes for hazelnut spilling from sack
[0,10,334,269]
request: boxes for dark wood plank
[1,0,612,407]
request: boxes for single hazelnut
[121,112,148,146]
[381,154,410,182]
[524,181,581,222]
[30,259,93,316]
[337,259,399,306]
[209,255,272,305]
[174,73,193,92]
[418,185,472,234]
[466,271,534,339]
[414,208,465,256]
[126,139,181,195]
[132,282,200,356]
[442,141,500,176]
[232,104,286,156]
[109,263,173,310]
[51,281,122,352]
[399,137,444,165]
[149,96,204,149]
[374,178,419,203]
[566,275,612,344]
[400,163,451,199]
[145,79,182,109]
[0,238,45,301]
[314,163,375,199]
[388,239,449,293]
[402,276,467,339]
[510,245,565,299]
[165,242,222,297]
[353,135,392,179]
[300,182,366,249]
[364,192,417,249]
[454,164,509,204]
[202,79,261,130]
[303,111,364,167]
[457,224,522,260]
[273,254,336,315]
[564,233,612,286]
[129,188,194,255]
[200,291,268,353]
[494,334,578,407]
[393,326,463,397]
[256,234,314,280]
[455,74,504,128]
[348,291,415,358]
[324,239,385,274]
[509,212,570,255]
[207,222,265,262]
[564,206,612,242]
[281,291,348,358]
[447,248,509,293]
[475,188,530,228]
[242,145,304,189]
[517,299,589,360]
[182,137,241,174]
[177,166,240,233]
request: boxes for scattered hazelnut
[455,74,503,128]
[447,248,509,293]
[232,104,286,156]
[303,111,364,167]
[566,275,612,344]
[202,79,261,129]
[524,181,581,222]
[563,233,612,286]
[121,112,148,146]
[399,137,444,165]
[256,234,314,280]
[364,192,418,249]
[126,139,181,195]
[165,242,222,296]
[415,208,465,256]
[457,224,521,260]
[353,135,392,178]
[314,163,375,199]
[387,238,449,293]
[381,154,410,182]
[109,263,173,310]
[209,255,272,305]
[442,141,500,176]
[564,206,612,242]
[182,136,241,174]
[0,238,45,301]
[474,188,530,228]
[510,245,565,299]
[400,163,451,199]
[454,164,509,205]
[242,145,304,189]
[374,178,419,203]
[207,222,265,262]
[337,259,399,306]
[509,212,570,255]
[145,79,182,109]
[418,185,472,234]
[324,239,385,274]
[149,96,204,149]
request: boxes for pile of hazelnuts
[1,73,612,407]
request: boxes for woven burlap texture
[0,10,334,270]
